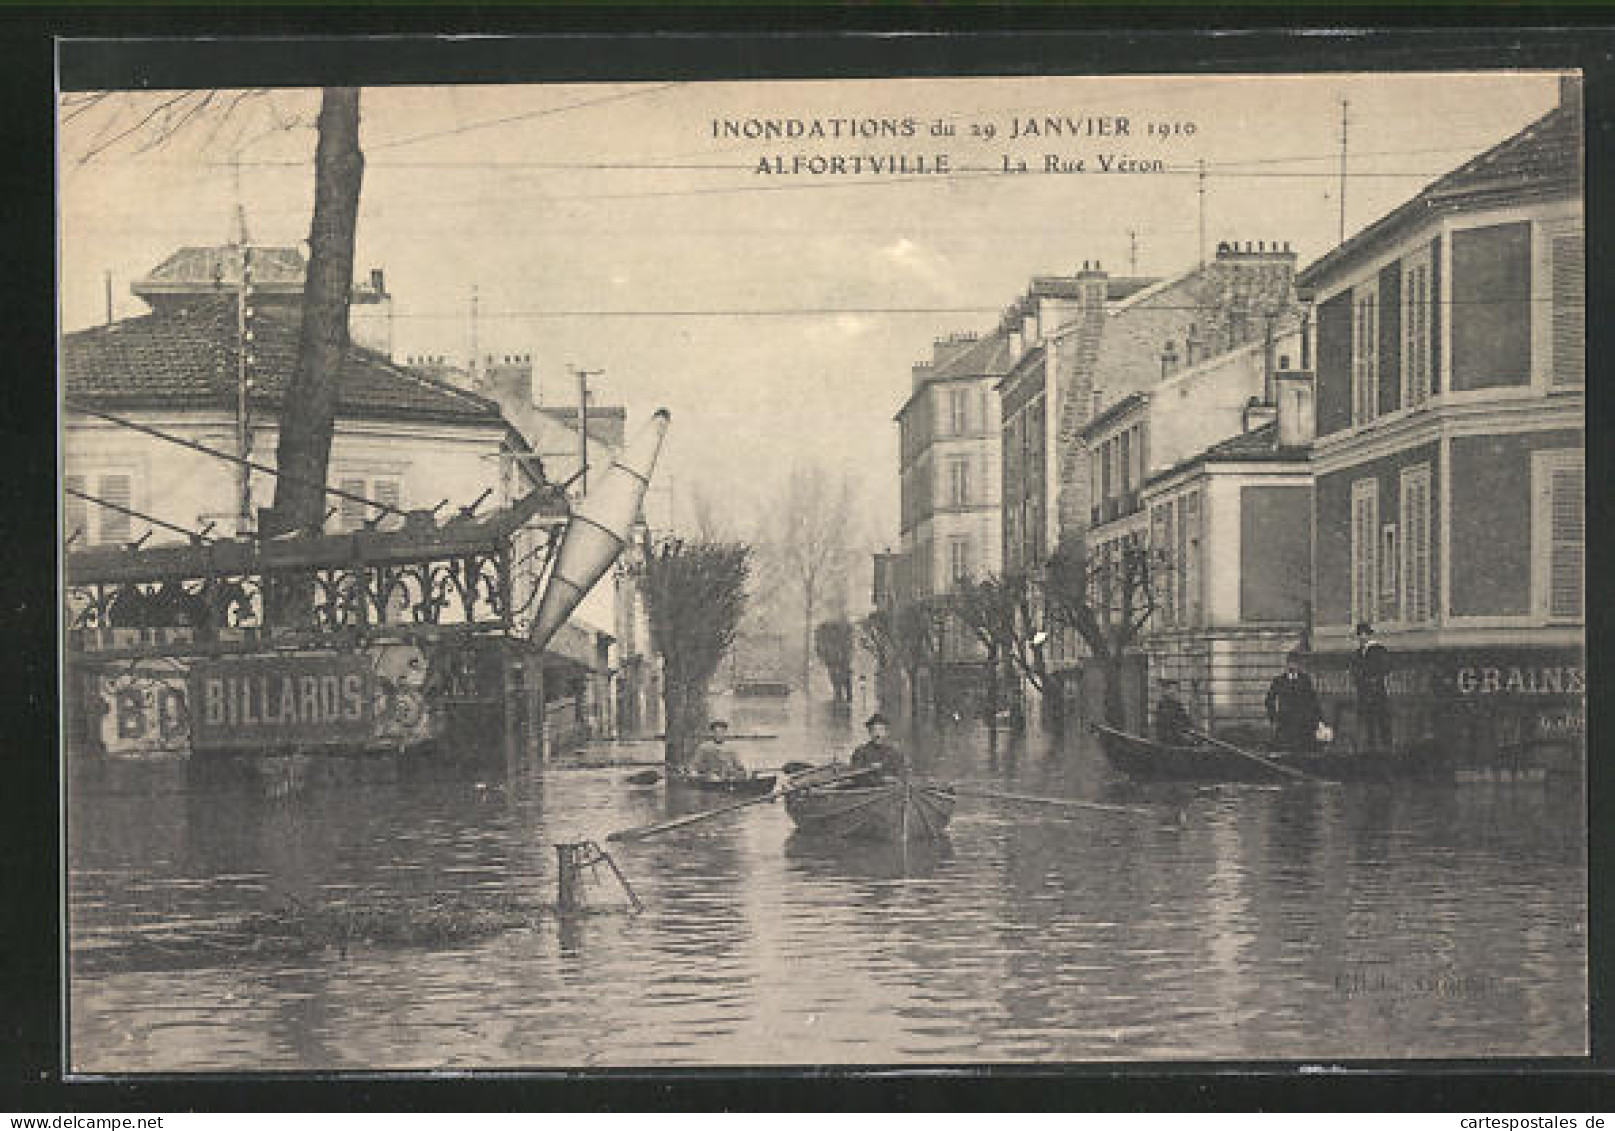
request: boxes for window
[1380,523,1399,614]
[1402,250,1433,407]
[98,473,132,544]
[1350,479,1379,627]
[1547,224,1585,387]
[1533,450,1583,622]
[1151,502,1175,627]
[1119,430,1133,494]
[1176,494,1192,628]
[337,475,403,531]
[1400,464,1433,625]
[1182,491,1202,627]
[949,537,971,586]
[947,457,971,507]
[1353,283,1379,425]
[949,387,969,435]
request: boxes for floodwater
[67,698,1587,1070]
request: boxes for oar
[625,760,815,787]
[1183,727,1320,783]
[606,765,880,843]
[933,783,1152,816]
[624,769,661,786]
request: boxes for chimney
[1242,396,1277,433]
[1160,341,1180,380]
[1184,323,1203,368]
[1274,369,1316,448]
[370,268,386,295]
[1022,311,1038,348]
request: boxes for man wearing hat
[850,713,907,779]
[689,719,747,780]
[1153,679,1196,746]
[1265,650,1323,752]
[1349,622,1394,753]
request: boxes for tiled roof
[63,299,504,425]
[137,244,309,291]
[933,330,1015,379]
[1145,421,1309,486]
[1299,100,1580,288]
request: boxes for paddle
[623,760,817,788]
[1183,726,1320,783]
[606,764,881,843]
[938,783,1153,816]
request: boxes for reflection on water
[68,705,1586,1070]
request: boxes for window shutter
[1184,491,1201,627]
[64,474,86,541]
[99,473,132,544]
[339,478,367,530]
[1351,481,1378,626]
[1548,465,1584,619]
[1413,473,1431,622]
[373,479,402,528]
[1551,233,1585,387]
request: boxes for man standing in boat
[1153,679,1196,746]
[850,713,907,779]
[1350,622,1394,754]
[689,719,747,780]
[1265,651,1323,752]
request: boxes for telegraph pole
[469,284,480,388]
[1338,98,1350,243]
[1197,160,1207,265]
[1127,229,1138,274]
[236,245,255,533]
[103,270,112,325]
[570,366,603,495]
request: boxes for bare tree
[772,462,857,698]
[263,89,365,548]
[1043,534,1165,729]
[640,537,752,768]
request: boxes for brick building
[1296,80,1584,768]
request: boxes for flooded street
[67,704,1586,1070]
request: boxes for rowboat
[1093,724,1435,784]
[784,775,956,842]
[666,770,778,797]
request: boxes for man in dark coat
[1265,651,1322,752]
[1154,680,1196,746]
[850,713,907,779]
[1349,622,1394,753]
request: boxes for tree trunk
[663,673,710,771]
[264,87,364,545]
[1101,653,1128,729]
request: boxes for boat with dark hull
[1093,724,1442,784]
[784,776,956,842]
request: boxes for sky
[57,72,1564,548]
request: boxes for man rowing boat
[850,713,907,780]
[688,719,747,780]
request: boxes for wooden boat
[666,769,778,797]
[784,775,956,842]
[1093,724,1436,784]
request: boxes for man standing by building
[1350,622,1393,754]
[1266,651,1323,752]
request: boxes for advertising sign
[189,654,374,750]
[97,658,192,757]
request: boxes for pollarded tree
[640,537,752,768]
[813,618,854,703]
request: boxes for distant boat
[785,775,956,842]
[1093,724,1440,784]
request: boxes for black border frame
[7,9,1613,1111]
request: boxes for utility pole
[236,246,255,533]
[1127,229,1138,274]
[103,270,112,325]
[570,366,603,495]
[1197,160,1207,266]
[1338,98,1350,243]
[469,283,480,388]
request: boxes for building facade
[1296,83,1584,768]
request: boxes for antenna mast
[1338,98,1350,243]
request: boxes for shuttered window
[948,457,970,507]
[1533,451,1583,622]
[1353,284,1379,425]
[1399,464,1433,625]
[99,473,132,544]
[1151,502,1175,627]
[336,476,403,531]
[338,478,368,530]
[1379,523,1399,615]
[373,478,402,530]
[949,537,971,586]
[1551,231,1585,387]
[1403,251,1433,407]
[1351,479,1379,627]
[1183,491,1202,627]
[949,387,969,434]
